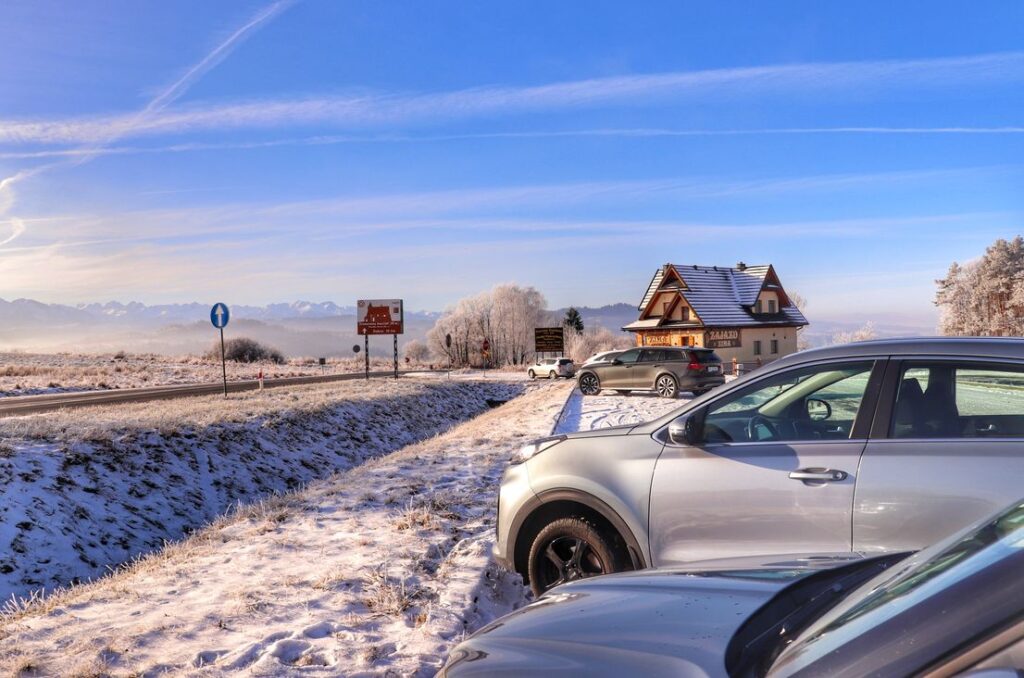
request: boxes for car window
[617,349,642,364]
[891,363,1024,438]
[690,350,721,363]
[639,349,664,362]
[703,362,874,443]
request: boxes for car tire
[527,517,628,597]
[578,373,601,396]
[655,374,678,398]
[528,370,536,379]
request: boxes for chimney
[736,261,747,271]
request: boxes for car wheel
[548,371,557,380]
[527,517,628,597]
[578,373,601,395]
[528,370,536,379]
[655,374,678,398]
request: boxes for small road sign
[210,303,230,396]
[445,333,452,348]
[210,303,230,329]
[352,344,361,353]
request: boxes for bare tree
[936,236,1024,336]
[831,321,877,345]
[403,340,430,364]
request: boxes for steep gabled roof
[632,263,808,329]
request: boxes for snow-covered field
[0,379,522,601]
[0,352,426,397]
[0,381,676,676]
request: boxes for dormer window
[768,299,776,314]
[682,307,690,321]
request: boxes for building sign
[534,327,565,353]
[643,333,675,347]
[705,329,741,349]
[357,299,404,335]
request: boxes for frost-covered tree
[403,340,430,364]
[563,326,632,363]
[831,321,877,345]
[936,236,1024,336]
[426,284,552,367]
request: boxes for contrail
[0,0,294,246]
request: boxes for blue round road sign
[210,303,230,329]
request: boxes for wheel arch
[510,489,647,581]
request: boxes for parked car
[527,357,575,379]
[581,349,624,366]
[443,497,1024,677]
[497,337,1024,596]
[576,346,725,398]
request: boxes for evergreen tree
[564,307,584,334]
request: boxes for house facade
[623,262,808,365]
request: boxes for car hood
[561,424,637,439]
[441,561,845,677]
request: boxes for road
[0,370,431,417]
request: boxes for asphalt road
[0,370,430,417]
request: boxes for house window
[662,301,670,316]
[755,300,763,314]
[771,339,779,354]
[682,307,690,321]
[768,300,776,314]
[754,340,763,356]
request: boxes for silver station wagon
[496,337,1024,595]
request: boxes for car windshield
[767,499,1024,677]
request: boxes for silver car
[496,337,1024,595]
[528,357,575,379]
[444,498,1024,676]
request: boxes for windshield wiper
[725,553,909,678]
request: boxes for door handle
[789,469,847,482]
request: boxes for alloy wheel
[579,373,600,395]
[538,536,605,589]
[656,375,677,398]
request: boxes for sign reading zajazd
[534,327,565,353]
[705,329,741,349]
[357,299,404,335]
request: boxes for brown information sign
[534,327,565,353]
[357,299,404,335]
[704,329,741,349]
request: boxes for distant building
[623,262,808,364]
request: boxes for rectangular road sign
[357,299,404,335]
[534,326,565,353]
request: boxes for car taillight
[688,358,701,371]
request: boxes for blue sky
[1,1,1022,324]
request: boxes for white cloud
[2,51,1023,145]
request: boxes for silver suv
[577,346,725,398]
[527,357,575,379]
[496,337,1024,595]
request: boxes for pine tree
[563,307,584,334]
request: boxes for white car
[581,349,624,366]
[528,358,575,379]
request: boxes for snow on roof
[634,263,808,329]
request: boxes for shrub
[208,337,286,364]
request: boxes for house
[623,262,808,364]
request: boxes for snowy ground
[0,381,678,676]
[0,379,522,601]
[0,352,432,397]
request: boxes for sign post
[356,299,404,382]
[364,336,369,379]
[210,302,230,397]
[445,333,452,380]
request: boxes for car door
[633,349,664,388]
[648,359,884,566]
[854,358,1024,554]
[601,348,642,388]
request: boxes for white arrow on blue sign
[210,303,230,329]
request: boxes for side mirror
[668,414,700,446]
[806,398,832,421]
